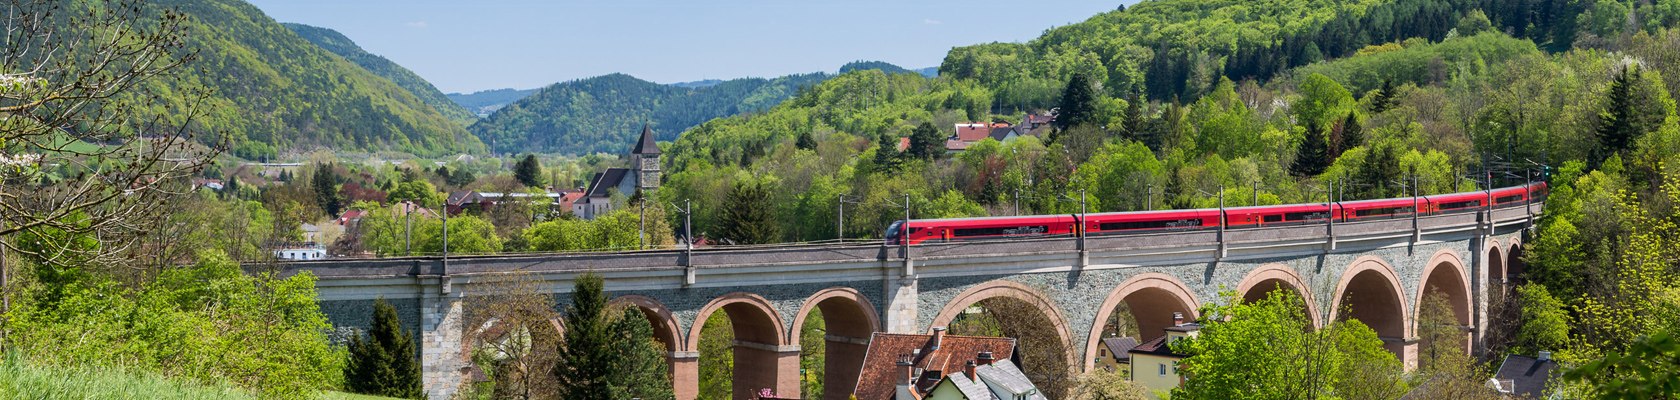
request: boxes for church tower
[629,124,661,192]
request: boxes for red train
[885,182,1547,245]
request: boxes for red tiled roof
[955,124,990,142]
[855,332,1015,400]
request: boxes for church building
[573,125,661,219]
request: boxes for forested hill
[470,67,873,155]
[283,23,478,126]
[941,0,1590,110]
[447,88,539,116]
[124,0,484,158]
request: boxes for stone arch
[1235,264,1322,329]
[789,287,880,400]
[1418,250,1473,356]
[1486,238,1506,285]
[1084,273,1201,372]
[1331,256,1412,364]
[688,292,795,399]
[609,295,683,353]
[930,279,1078,369]
[1507,239,1526,279]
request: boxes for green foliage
[1514,283,1571,357]
[1293,124,1332,177]
[386,180,443,209]
[523,207,671,252]
[9,250,345,398]
[314,163,343,218]
[553,273,671,400]
[0,356,258,400]
[555,273,612,397]
[469,72,831,155]
[283,23,477,125]
[112,0,483,157]
[1171,289,1405,399]
[344,299,423,399]
[356,209,501,256]
[1295,74,1357,131]
[514,154,544,188]
[606,308,674,400]
[1055,73,1100,130]
[718,179,781,245]
[697,312,734,399]
[1565,332,1680,398]
[907,122,944,160]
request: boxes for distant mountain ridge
[469,61,923,155]
[106,0,482,158]
[283,23,477,126]
[447,88,539,117]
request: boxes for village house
[1094,336,1139,373]
[854,328,1034,399]
[1128,312,1200,393]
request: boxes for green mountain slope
[941,0,1583,109]
[283,23,478,126]
[123,0,483,158]
[447,88,539,116]
[468,70,844,155]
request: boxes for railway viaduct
[269,200,1540,400]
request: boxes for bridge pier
[732,342,801,399]
[671,352,699,400]
[419,279,467,400]
[883,269,919,334]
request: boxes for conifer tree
[609,308,673,400]
[313,163,342,217]
[718,180,781,245]
[1055,73,1100,131]
[554,273,674,400]
[1595,65,1638,167]
[346,299,424,399]
[1292,124,1331,177]
[873,133,902,172]
[515,154,544,188]
[908,122,945,160]
[1121,96,1144,140]
[555,273,613,398]
[1369,80,1396,113]
[796,130,818,150]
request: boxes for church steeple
[629,124,661,192]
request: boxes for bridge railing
[264,200,1541,280]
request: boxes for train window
[1354,207,1413,217]
[1496,195,1523,204]
[1263,215,1283,223]
[1438,200,1481,210]
[1099,219,1202,231]
[953,225,1048,237]
[1284,211,1330,222]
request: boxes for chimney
[964,360,977,381]
[976,351,995,366]
[1538,351,1551,361]
[1173,312,1185,327]
[896,354,914,385]
[931,327,946,350]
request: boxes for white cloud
[404,21,429,29]
[923,18,942,25]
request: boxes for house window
[1159,363,1167,376]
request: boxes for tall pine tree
[718,180,781,245]
[515,154,544,188]
[313,163,341,217]
[908,122,945,160]
[556,273,613,398]
[1054,73,1100,131]
[1292,124,1331,177]
[555,273,675,400]
[1595,65,1638,167]
[346,299,424,399]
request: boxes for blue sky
[246,0,1131,93]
